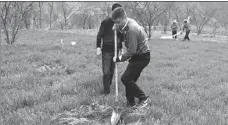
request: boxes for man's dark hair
[111,7,126,21]
[111,3,122,11]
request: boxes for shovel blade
[111,108,122,125]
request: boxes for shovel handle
[114,29,118,101]
[172,31,182,37]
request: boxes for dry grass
[1,29,228,125]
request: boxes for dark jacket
[182,22,191,31]
[96,17,123,53]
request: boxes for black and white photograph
[1,1,228,125]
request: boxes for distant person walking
[96,3,124,95]
[182,17,191,41]
[171,20,178,39]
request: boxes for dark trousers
[102,52,115,94]
[184,30,190,41]
[121,52,150,105]
[172,30,177,39]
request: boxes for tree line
[0,2,228,44]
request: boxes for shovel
[110,28,122,125]
[160,31,183,39]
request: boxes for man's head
[111,3,122,11]
[111,7,127,28]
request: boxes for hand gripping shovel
[110,28,122,125]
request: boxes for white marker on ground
[71,41,76,46]
[61,39,64,45]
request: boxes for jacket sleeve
[96,21,105,48]
[121,30,138,61]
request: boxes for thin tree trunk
[197,28,202,35]
[38,2,42,29]
[0,24,2,76]
[148,24,152,39]
[225,27,228,35]
[62,2,67,29]
[3,20,10,44]
[213,27,217,37]
[82,14,88,29]
[1,2,10,44]
[49,2,53,29]
[0,24,2,45]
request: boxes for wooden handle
[114,29,118,101]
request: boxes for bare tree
[0,2,10,44]
[98,2,114,20]
[189,2,219,35]
[162,3,173,33]
[0,2,33,44]
[48,2,82,30]
[210,18,220,37]
[216,2,228,35]
[81,13,89,29]
[38,2,43,29]
[61,2,67,29]
[0,19,2,45]
[220,16,228,35]
[76,4,102,29]
[102,2,113,18]
[182,2,194,18]
[171,4,185,29]
[48,2,54,29]
[22,3,34,29]
[125,2,171,39]
[60,2,76,29]
[0,21,2,72]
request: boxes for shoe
[101,92,109,96]
[126,101,136,108]
[135,97,151,109]
[126,99,136,108]
[100,89,110,95]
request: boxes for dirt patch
[50,103,112,125]
[50,102,159,125]
[31,63,65,73]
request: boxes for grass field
[1,29,228,125]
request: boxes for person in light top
[112,7,151,109]
[171,20,179,39]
